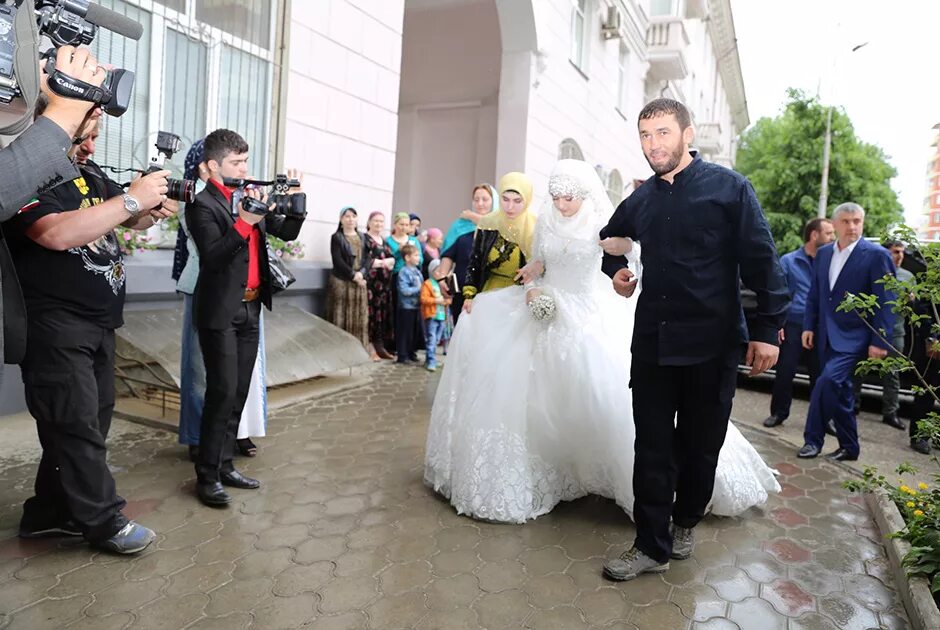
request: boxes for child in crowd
[420,259,451,372]
[396,244,423,364]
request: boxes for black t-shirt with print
[6,160,128,329]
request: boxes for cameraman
[0,46,109,217]
[186,128,303,507]
[5,109,176,554]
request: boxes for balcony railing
[695,122,723,155]
[645,16,690,82]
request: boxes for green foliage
[736,89,903,254]
[839,226,940,596]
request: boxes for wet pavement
[0,364,911,629]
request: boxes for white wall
[522,0,652,211]
[392,0,502,233]
[284,0,405,261]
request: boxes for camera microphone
[82,2,144,40]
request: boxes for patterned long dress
[326,232,369,345]
[364,233,394,348]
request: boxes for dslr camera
[146,131,195,203]
[0,0,142,116]
[224,175,307,219]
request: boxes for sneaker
[92,522,155,555]
[912,438,931,455]
[670,524,695,560]
[426,363,437,372]
[602,547,669,582]
[19,519,82,539]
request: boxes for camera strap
[45,68,111,105]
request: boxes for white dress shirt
[829,238,860,290]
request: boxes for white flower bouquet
[528,293,556,322]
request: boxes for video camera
[223,175,307,219]
[0,0,143,117]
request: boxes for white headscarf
[541,159,615,244]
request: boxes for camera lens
[166,178,195,204]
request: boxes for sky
[730,0,940,228]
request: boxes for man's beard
[645,145,684,176]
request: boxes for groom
[599,99,789,581]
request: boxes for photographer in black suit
[185,129,304,507]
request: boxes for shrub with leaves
[840,224,940,599]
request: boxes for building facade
[287,0,749,258]
[920,123,940,240]
[85,0,749,261]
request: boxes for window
[649,0,678,16]
[195,0,272,48]
[90,0,280,179]
[617,42,630,111]
[161,30,208,163]
[569,0,590,72]
[558,138,585,160]
[90,0,152,172]
[607,169,623,206]
[217,45,272,174]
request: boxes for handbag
[266,242,296,293]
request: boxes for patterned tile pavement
[0,364,911,629]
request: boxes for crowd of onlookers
[326,185,499,371]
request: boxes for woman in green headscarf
[438,183,499,321]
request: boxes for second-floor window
[617,42,630,111]
[570,0,590,72]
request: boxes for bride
[424,159,779,524]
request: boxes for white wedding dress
[423,163,780,524]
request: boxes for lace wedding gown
[424,208,780,524]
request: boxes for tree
[736,89,903,253]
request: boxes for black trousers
[909,329,940,440]
[395,307,417,361]
[630,352,738,563]
[770,320,819,419]
[20,311,127,542]
[196,300,261,483]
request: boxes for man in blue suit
[798,202,896,461]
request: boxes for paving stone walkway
[0,364,911,629]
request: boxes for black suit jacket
[186,184,303,330]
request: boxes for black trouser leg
[451,295,464,324]
[770,321,802,419]
[671,355,737,528]
[20,313,126,542]
[910,332,940,439]
[630,359,681,563]
[395,308,416,362]
[197,301,261,483]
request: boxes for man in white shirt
[797,203,896,461]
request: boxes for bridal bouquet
[528,294,556,321]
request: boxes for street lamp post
[817,42,868,219]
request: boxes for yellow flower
[907,501,917,508]
[914,509,925,517]
[900,485,911,493]
[919,482,929,490]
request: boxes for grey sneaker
[603,547,669,581]
[92,522,155,555]
[670,524,695,560]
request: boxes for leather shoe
[824,419,838,437]
[911,439,931,455]
[825,448,858,462]
[882,414,905,430]
[197,482,231,507]
[762,414,786,428]
[797,444,820,458]
[220,470,261,490]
